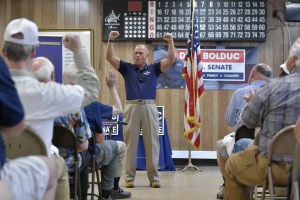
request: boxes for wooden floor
[89,166,222,200]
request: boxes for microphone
[117,121,128,125]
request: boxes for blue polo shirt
[119,60,161,100]
[84,101,113,134]
[0,56,25,167]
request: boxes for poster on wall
[36,29,93,83]
[36,36,63,83]
[154,46,186,88]
[154,46,258,90]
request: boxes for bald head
[31,57,55,82]
[135,44,149,54]
[133,44,149,69]
[248,63,272,84]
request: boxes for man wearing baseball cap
[2,18,100,200]
[0,54,58,200]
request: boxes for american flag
[182,11,204,149]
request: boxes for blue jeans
[232,138,253,154]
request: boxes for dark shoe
[124,180,134,188]
[110,187,132,199]
[150,180,161,188]
[216,184,224,199]
[102,196,112,200]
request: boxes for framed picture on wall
[37,29,94,83]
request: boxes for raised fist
[109,31,120,41]
[62,34,82,53]
[163,33,173,42]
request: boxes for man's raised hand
[109,31,120,41]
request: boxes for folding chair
[53,123,82,200]
[261,125,296,200]
[2,127,47,158]
[88,133,102,200]
[291,141,300,200]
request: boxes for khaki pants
[51,154,70,200]
[115,141,126,178]
[123,103,159,181]
[224,145,291,200]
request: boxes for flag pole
[180,0,202,172]
[180,143,202,172]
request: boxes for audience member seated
[63,64,131,199]
[0,55,57,200]
[224,37,300,200]
[32,58,92,200]
[84,69,131,200]
[3,18,99,200]
[216,63,272,199]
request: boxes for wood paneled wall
[0,0,299,151]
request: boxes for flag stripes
[182,3,204,149]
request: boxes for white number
[208,32,214,38]
[171,17,177,23]
[252,32,258,38]
[171,9,177,15]
[223,32,229,38]
[157,9,162,15]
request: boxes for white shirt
[12,72,84,155]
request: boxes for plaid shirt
[55,109,92,170]
[241,69,300,163]
[225,80,267,128]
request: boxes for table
[110,117,175,171]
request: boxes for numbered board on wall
[103,0,267,42]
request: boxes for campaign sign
[176,48,245,82]
[173,47,256,90]
[201,49,245,81]
[141,106,165,135]
[102,106,165,136]
[102,115,119,136]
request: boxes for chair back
[262,125,296,200]
[87,133,102,199]
[291,141,300,200]
[266,125,296,164]
[53,123,79,157]
[52,123,81,200]
[2,127,47,159]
